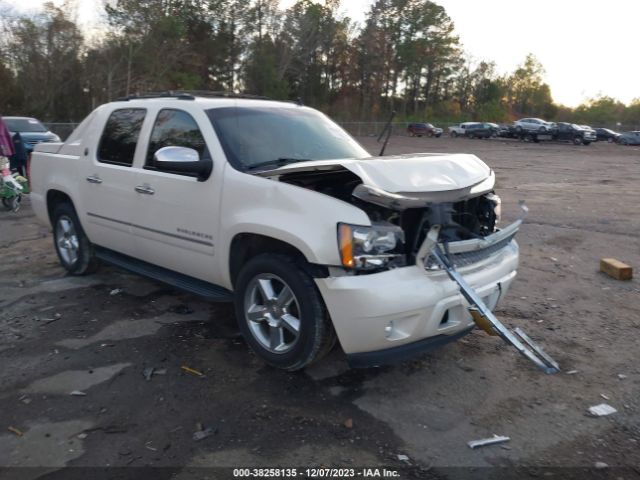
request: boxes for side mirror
[154,146,212,181]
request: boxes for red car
[407,122,443,138]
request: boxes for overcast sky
[5,0,639,107]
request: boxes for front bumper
[316,239,519,365]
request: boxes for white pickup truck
[30,92,521,371]
[448,122,476,138]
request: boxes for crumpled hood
[254,153,492,194]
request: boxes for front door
[79,108,147,257]
[131,108,220,283]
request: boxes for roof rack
[116,90,272,101]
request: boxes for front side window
[146,109,207,169]
[207,106,369,171]
[98,108,146,166]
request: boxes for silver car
[514,118,553,133]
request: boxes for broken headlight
[337,222,405,270]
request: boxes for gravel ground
[1,136,639,479]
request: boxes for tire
[234,254,335,371]
[539,126,547,133]
[583,141,591,146]
[52,202,98,275]
[451,131,458,138]
[607,137,614,143]
[573,136,583,146]
[2,196,20,212]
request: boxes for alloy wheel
[244,273,302,354]
[56,215,80,266]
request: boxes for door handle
[135,185,155,195]
[86,175,102,184]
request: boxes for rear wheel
[451,131,458,138]
[52,202,98,275]
[607,137,614,143]
[234,254,335,371]
[573,136,583,145]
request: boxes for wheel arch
[228,233,329,288]
[46,189,74,226]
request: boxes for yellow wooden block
[600,258,633,281]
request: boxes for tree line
[0,0,638,127]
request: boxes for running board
[94,246,233,302]
[431,247,560,374]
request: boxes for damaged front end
[255,154,559,373]
[262,155,508,273]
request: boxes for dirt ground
[1,136,639,479]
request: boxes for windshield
[4,118,48,133]
[207,106,370,170]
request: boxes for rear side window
[146,109,207,168]
[98,109,146,166]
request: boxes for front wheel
[573,136,583,145]
[234,254,335,371]
[52,202,98,275]
[451,131,458,138]
[607,137,614,143]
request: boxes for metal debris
[8,426,23,436]
[588,404,617,417]
[594,462,608,469]
[468,435,511,449]
[566,370,579,375]
[70,390,87,396]
[396,454,410,462]
[193,427,216,441]
[109,288,123,296]
[181,366,204,377]
[618,374,627,380]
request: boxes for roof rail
[116,91,195,101]
[116,90,272,101]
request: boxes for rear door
[131,107,222,283]
[79,108,146,256]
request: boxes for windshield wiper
[245,157,311,171]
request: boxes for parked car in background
[497,124,516,138]
[617,131,640,146]
[514,118,553,133]
[595,128,621,143]
[465,123,494,139]
[552,122,597,145]
[407,122,443,138]
[448,122,475,137]
[486,123,500,137]
[4,117,61,152]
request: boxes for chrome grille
[426,233,516,269]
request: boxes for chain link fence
[46,121,637,143]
